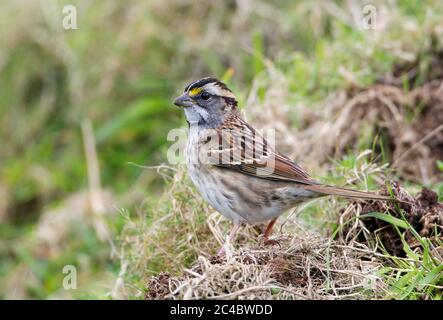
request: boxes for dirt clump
[146,272,172,300]
[338,182,443,257]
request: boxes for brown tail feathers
[305,184,398,202]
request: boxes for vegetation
[0,0,442,299]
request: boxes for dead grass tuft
[337,183,443,257]
[145,234,385,300]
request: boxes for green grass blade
[362,212,409,229]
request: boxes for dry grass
[120,167,218,280]
[145,233,387,300]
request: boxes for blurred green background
[1,0,442,299]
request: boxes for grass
[377,222,443,299]
[1,0,442,299]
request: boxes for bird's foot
[216,246,226,258]
[209,246,227,263]
[260,237,281,247]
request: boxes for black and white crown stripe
[184,77,236,99]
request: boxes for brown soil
[338,182,443,257]
[146,272,171,300]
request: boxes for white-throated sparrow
[174,77,395,256]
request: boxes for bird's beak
[173,94,194,108]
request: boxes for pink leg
[217,222,241,257]
[262,218,279,246]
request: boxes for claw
[259,218,279,247]
[263,238,281,247]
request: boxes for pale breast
[186,127,244,222]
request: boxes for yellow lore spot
[189,87,203,96]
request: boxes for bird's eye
[201,92,210,100]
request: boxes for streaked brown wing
[205,117,317,185]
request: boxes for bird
[173,77,396,256]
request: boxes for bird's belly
[187,161,319,224]
[187,164,244,222]
[238,187,318,223]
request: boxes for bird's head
[174,77,238,128]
